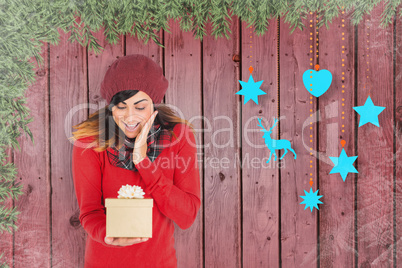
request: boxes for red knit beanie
[100,54,168,104]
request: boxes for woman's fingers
[104,237,149,246]
[132,111,158,164]
[141,111,158,140]
[104,237,114,244]
[134,111,158,147]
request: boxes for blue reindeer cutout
[257,118,297,163]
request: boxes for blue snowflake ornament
[300,188,323,212]
[329,148,358,182]
[236,74,266,105]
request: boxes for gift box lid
[105,198,153,208]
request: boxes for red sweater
[72,123,201,268]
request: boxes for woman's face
[111,91,154,139]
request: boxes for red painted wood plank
[126,32,161,58]
[13,44,51,267]
[0,148,14,267]
[240,19,280,267]
[88,29,124,111]
[319,10,356,268]
[279,16,318,267]
[203,17,241,268]
[82,29,124,267]
[163,20,203,268]
[357,3,394,267]
[50,30,86,267]
[394,7,402,267]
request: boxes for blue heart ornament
[302,69,332,97]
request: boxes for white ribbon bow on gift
[117,184,145,199]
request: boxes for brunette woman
[71,54,200,268]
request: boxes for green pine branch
[0,253,9,268]
[0,205,21,234]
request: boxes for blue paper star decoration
[329,148,358,182]
[236,74,266,105]
[300,188,323,212]
[353,96,386,127]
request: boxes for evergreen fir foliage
[0,0,401,265]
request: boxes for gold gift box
[105,198,153,238]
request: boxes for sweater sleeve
[72,138,113,247]
[135,124,201,229]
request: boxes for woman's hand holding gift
[104,237,149,246]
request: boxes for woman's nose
[124,107,145,122]
[124,107,136,120]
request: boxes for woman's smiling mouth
[124,122,140,132]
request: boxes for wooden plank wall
[164,19,203,268]
[241,17,279,267]
[13,45,51,267]
[319,8,356,268]
[50,29,87,267]
[356,5,395,267]
[396,6,402,267]
[0,3,400,267]
[279,12,318,268]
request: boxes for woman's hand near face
[132,110,158,165]
[104,237,149,246]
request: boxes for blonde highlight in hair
[70,103,194,152]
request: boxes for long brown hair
[70,90,194,152]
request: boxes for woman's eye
[116,106,145,110]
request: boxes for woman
[71,54,200,267]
